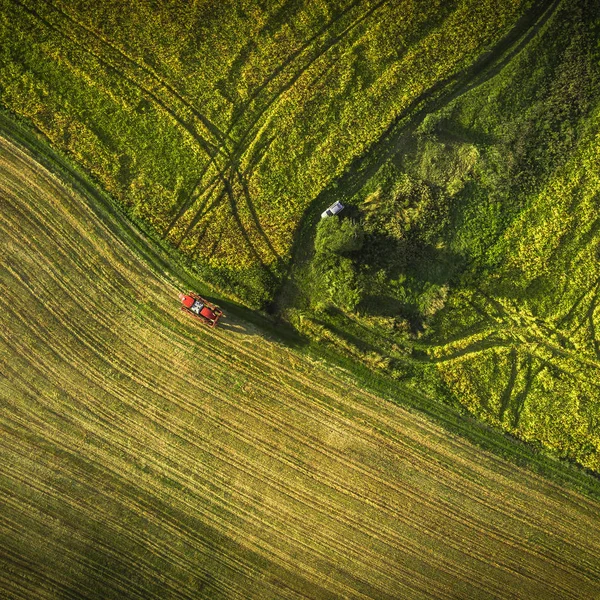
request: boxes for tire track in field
[225,0,389,157]
[37,0,265,260]
[384,0,563,158]
[588,291,600,360]
[226,0,389,159]
[427,286,600,365]
[166,0,373,223]
[179,1,390,227]
[48,0,232,147]
[9,0,230,229]
[166,0,392,265]
[11,0,281,268]
[225,0,366,126]
[9,1,215,161]
[559,277,600,347]
[427,287,600,428]
[30,0,303,261]
[34,0,231,149]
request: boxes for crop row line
[0,385,306,600]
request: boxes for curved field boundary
[3,107,599,495]
[2,126,600,598]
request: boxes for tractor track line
[168,0,391,253]
[24,0,352,274]
[178,0,390,221]
[10,0,226,187]
[163,0,369,228]
[43,0,232,149]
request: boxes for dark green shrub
[309,254,363,312]
[315,217,364,255]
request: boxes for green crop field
[0,0,531,302]
[2,127,600,599]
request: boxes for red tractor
[179,292,224,328]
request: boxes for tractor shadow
[217,318,255,335]
[215,299,309,349]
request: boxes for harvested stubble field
[2,134,600,599]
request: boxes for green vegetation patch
[0,0,528,305]
[282,0,600,472]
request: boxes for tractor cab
[179,292,223,327]
[190,299,204,315]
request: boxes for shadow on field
[209,298,308,349]
[360,233,466,285]
[217,319,255,335]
